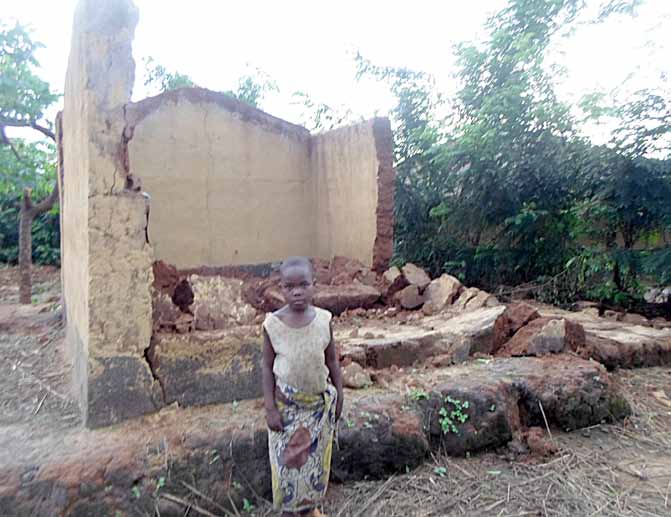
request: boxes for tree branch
[22,181,59,217]
[0,118,56,141]
[0,126,26,163]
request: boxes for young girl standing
[262,257,344,516]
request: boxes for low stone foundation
[149,331,263,408]
[0,356,629,515]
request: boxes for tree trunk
[18,183,59,304]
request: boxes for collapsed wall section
[311,118,394,271]
[125,89,314,269]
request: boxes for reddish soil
[1,266,670,516]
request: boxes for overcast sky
[4,0,670,145]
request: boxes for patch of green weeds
[409,388,430,401]
[439,396,470,435]
[242,498,254,513]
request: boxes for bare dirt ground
[0,266,80,466]
[1,266,670,516]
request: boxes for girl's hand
[266,407,283,432]
[335,392,344,422]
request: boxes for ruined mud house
[58,0,394,428]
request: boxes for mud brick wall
[126,91,394,270]
[311,118,394,272]
[126,90,314,268]
[61,0,159,428]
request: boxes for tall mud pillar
[62,0,160,428]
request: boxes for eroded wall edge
[64,0,160,428]
[371,118,395,272]
[124,87,311,143]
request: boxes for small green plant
[439,396,470,434]
[242,498,255,513]
[153,476,165,496]
[409,388,430,401]
[131,485,141,499]
[345,419,355,429]
[232,480,243,491]
[232,400,239,412]
[433,466,448,477]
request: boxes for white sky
[3,0,671,145]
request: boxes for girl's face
[280,265,315,311]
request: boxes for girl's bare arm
[262,329,283,431]
[325,322,344,420]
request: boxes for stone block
[492,302,540,352]
[401,263,431,291]
[501,317,585,357]
[313,284,381,315]
[424,274,463,311]
[394,285,425,310]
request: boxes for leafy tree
[291,91,355,131]
[355,53,449,273]
[358,0,670,302]
[0,21,60,303]
[582,85,671,158]
[143,56,196,93]
[0,140,59,265]
[358,0,589,284]
[143,58,278,109]
[230,67,278,109]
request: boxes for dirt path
[0,267,80,466]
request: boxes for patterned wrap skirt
[268,381,337,513]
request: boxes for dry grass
[247,367,671,517]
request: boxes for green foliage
[357,0,671,302]
[0,140,60,265]
[143,57,278,110]
[0,22,60,266]
[355,53,448,274]
[153,476,166,497]
[291,91,354,131]
[642,248,671,285]
[581,85,671,158]
[439,396,470,435]
[409,388,430,401]
[143,56,196,93]
[229,68,278,109]
[0,22,59,126]
[242,498,254,513]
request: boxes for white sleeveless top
[263,307,332,395]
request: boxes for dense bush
[358,0,671,306]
